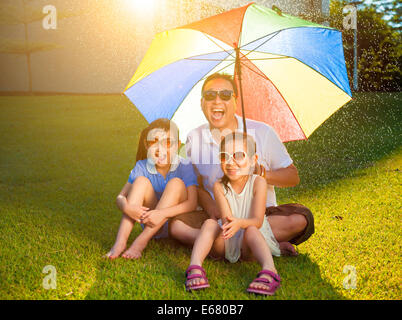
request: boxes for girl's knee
[245,225,259,234]
[244,225,260,240]
[290,214,307,233]
[133,175,152,186]
[166,177,185,188]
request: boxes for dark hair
[201,73,238,97]
[219,132,257,192]
[135,118,179,162]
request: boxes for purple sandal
[247,270,281,296]
[185,265,210,292]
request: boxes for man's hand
[141,209,166,228]
[253,163,266,178]
[124,204,149,223]
[221,215,242,240]
[197,187,220,220]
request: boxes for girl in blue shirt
[105,119,198,259]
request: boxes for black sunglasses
[202,90,234,101]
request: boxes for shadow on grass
[83,237,346,300]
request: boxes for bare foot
[279,242,298,256]
[104,242,126,260]
[122,240,147,259]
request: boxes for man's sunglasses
[202,90,234,101]
[219,151,248,163]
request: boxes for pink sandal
[247,270,281,296]
[185,265,210,292]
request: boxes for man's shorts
[169,203,314,246]
[265,203,315,245]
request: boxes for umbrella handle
[235,47,247,134]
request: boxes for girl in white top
[185,132,281,296]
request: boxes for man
[169,73,314,256]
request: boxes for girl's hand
[221,215,241,240]
[124,204,149,223]
[141,209,165,228]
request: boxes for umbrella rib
[170,57,233,122]
[247,56,290,60]
[239,26,335,53]
[185,56,290,61]
[236,56,308,140]
[202,33,237,60]
[241,30,281,59]
[185,58,236,61]
[238,60,268,81]
[207,61,236,77]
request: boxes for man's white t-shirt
[186,115,293,207]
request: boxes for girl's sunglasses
[219,151,248,163]
[202,90,234,101]
[147,138,176,148]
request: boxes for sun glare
[124,0,155,15]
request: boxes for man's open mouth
[211,108,225,121]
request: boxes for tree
[330,0,401,91]
[0,0,79,93]
[371,0,401,31]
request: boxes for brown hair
[219,132,256,192]
[135,118,179,162]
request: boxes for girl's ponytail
[135,126,149,162]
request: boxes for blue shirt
[127,156,198,199]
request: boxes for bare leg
[123,178,187,259]
[186,219,224,288]
[169,219,201,247]
[104,213,133,259]
[241,226,278,291]
[267,214,307,256]
[105,176,157,259]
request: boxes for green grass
[0,93,401,300]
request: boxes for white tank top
[222,175,281,262]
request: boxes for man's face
[201,78,237,131]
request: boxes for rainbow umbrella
[124,2,352,142]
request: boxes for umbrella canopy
[124,2,352,142]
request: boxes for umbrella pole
[235,47,247,134]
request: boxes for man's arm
[256,163,300,188]
[197,186,220,220]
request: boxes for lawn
[0,92,400,300]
